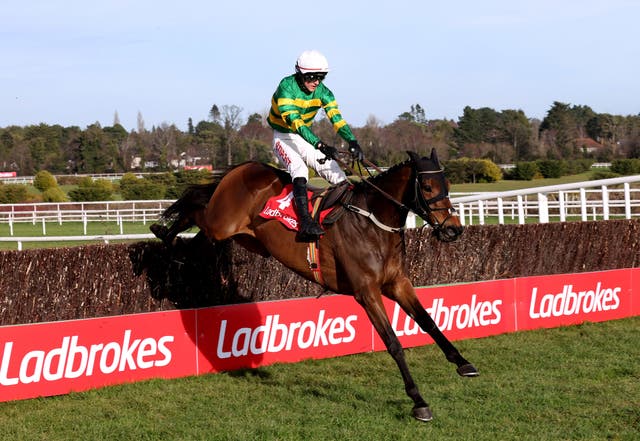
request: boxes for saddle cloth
[259,184,337,232]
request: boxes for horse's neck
[363,168,412,228]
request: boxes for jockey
[268,50,364,242]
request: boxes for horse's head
[407,150,463,242]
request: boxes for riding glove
[316,141,339,161]
[348,140,364,162]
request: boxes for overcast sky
[2,0,639,132]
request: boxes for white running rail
[448,175,640,225]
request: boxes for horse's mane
[353,157,413,192]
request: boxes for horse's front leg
[355,288,433,422]
[386,277,479,377]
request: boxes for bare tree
[137,111,146,133]
[221,105,243,166]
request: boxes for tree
[454,106,500,145]
[68,177,114,201]
[238,113,271,161]
[137,111,146,133]
[209,105,221,123]
[42,187,69,202]
[569,104,596,138]
[539,101,578,158]
[499,110,532,161]
[397,104,427,124]
[221,105,243,166]
[33,170,57,192]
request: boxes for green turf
[0,317,637,440]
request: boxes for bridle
[411,168,457,232]
[342,156,456,234]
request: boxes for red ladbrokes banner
[1,269,637,402]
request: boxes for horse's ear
[429,148,441,168]
[406,151,420,163]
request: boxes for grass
[450,171,597,194]
[0,317,638,441]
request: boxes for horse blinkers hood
[405,149,460,240]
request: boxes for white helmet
[295,50,330,74]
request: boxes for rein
[335,153,453,233]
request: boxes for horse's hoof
[457,363,479,377]
[412,406,433,422]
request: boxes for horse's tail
[159,182,218,225]
[151,180,220,244]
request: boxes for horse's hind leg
[387,277,479,377]
[356,289,433,422]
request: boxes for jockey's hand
[317,141,338,161]
[348,140,364,162]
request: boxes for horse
[150,149,478,421]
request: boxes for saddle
[259,180,352,231]
[308,180,352,225]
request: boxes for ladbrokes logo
[0,330,174,386]
[392,294,503,336]
[216,311,358,359]
[529,282,621,319]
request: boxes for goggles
[302,72,327,83]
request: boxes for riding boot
[292,177,325,241]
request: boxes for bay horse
[151,149,478,421]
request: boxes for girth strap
[306,240,324,286]
[306,197,325,286]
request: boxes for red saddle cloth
[259,184,333,232]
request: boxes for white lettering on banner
[391,294,503,335]
[216,311,358,359]
[0,331,175,387]
[529,283,621,319]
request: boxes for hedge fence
[2,219,640,326]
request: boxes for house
[575,137,604,154]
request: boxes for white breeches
[272,131,347,185]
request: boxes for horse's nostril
[437,225,463,242]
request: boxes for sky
[2,0,639,132]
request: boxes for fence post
[624,183,631,219]
[538,193,549,223]
[497,197,504,224]
[405,212,416,228]
[580,188,588,221]
[457,203,466,226]
[478,200,485,225]
[559,191,566,222]
[602,185,609,220]
[517,195,525,224]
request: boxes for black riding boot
[292,177,324,241]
